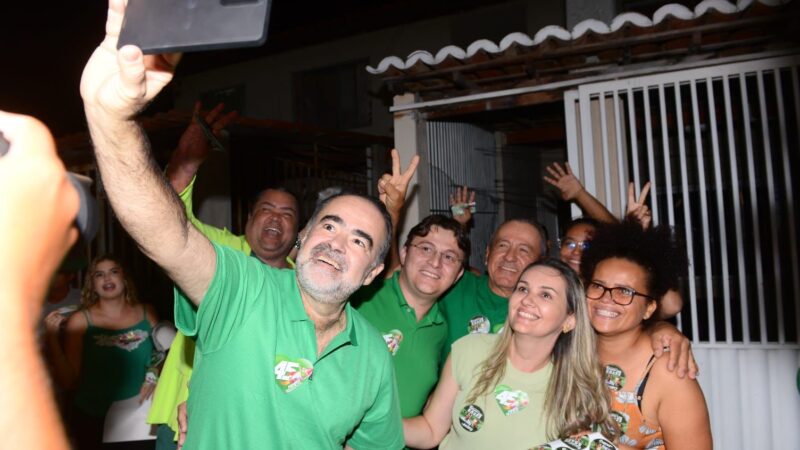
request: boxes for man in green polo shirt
[352,214,469,418]
[439,218,548,360]
[148,103,301,450]
[80,5,403,448]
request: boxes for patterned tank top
[606,355,665,449]
[73,305,153,417]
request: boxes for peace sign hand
[378,149,420,219]
[626,181,652,229]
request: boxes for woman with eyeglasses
[580,220,711,449]
[402,259,619,449]
[558,218,600,273]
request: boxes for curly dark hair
[579,219,687,302]
[561,217,600,237]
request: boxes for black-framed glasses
[409,243,463,267]
[585,281,654,306]
[558,238,590,252]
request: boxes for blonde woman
[403,259,617,449]
[56,255,158,450]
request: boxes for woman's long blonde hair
[80,254,139,309]
[465,259,619,440]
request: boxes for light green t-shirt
[439,272,508,363]
[351,272,447,418]
[175,243,403,450]
[441,333,551,450]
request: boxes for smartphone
[118,0,272,54]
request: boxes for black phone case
[118,0,272,54]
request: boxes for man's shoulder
[440,270,486,305]
[349,308,392,355]
[351,276,395,311]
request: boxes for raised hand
[626,181,652,229]
[178,101,238,157]
[80,0,181,121]
[543,162,584,201]
[43,311,68,336]
[167,101,239,191]
[449,186,476,227]
[378,149,420,220]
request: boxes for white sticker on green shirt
[382,329,403,356]
[467,315,491,334]
[274,355,314,393]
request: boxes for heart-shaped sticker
[494,384,529,416]
[274,355,314,393]
[382,329,404,356]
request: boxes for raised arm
[80,0,214,305]
[378,148,419,275]
[544,162,617,224]
[165,101,238,194]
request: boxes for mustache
[310,243,348,271]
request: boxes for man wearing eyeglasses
[351,214,469,418]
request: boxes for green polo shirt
[439,272,508,363]
[148,177,294,435]
[175,243,403,450]
[351,272,447,418]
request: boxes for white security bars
[565,54,800,450]
[566,55,800,347]
[427,122,498,271]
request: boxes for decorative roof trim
[367,0,791,74]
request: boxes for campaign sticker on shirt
[610,410,629,434]
[382,329,403,356]
[274,355,314,393]
[458,404,485,432]
[603,364,626,391]
[579,434,616,450]
[467,315,491,334]
[494,384,529,416]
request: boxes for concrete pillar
[392,93,428,240]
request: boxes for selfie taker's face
[295,196,385,304]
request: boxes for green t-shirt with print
[352,271,447,418]
[175,243,403,450]
[439,271,508,362]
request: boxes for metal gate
[565,53,800,449]
[427,122,498,271]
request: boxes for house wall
[173,1,565,233]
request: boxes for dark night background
[0,0,524,137]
